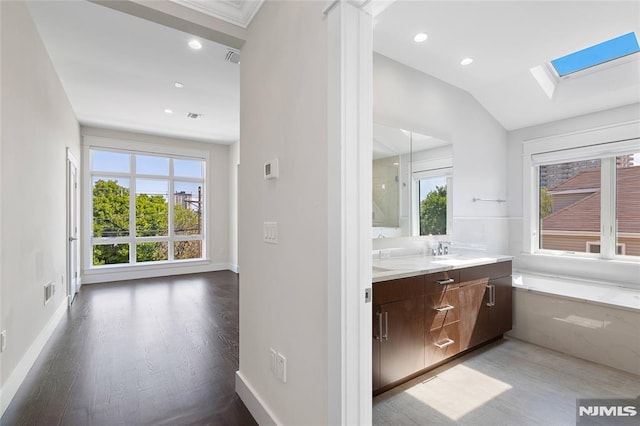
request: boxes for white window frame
[523,122,640,262]
[411,164,453,237]
[83,136,209,272]
[586,241,625,255]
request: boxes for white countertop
[372,252,513,283]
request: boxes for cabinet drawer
[373,275,424,305]
[425,322,460,366]
[426,288,459,330]
[459,261,511,282]
[424,270,459,294]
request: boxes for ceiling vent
[187,112,202,119]
[225,49,240,64]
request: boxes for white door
[67,149,80,304]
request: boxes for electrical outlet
[269,348,277,374]
[1,330,6,352]
[276,352,287,383]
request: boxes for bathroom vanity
[372,255,512,394]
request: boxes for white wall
[229,141,239,272]
[374,54,509,253]
[237,0,329,424]
[506,103,640,284]
[80,127,231,284]
[0,0,81,413]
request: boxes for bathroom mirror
[373,123,453,238]
[373,124,409,233]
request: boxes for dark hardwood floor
[1,271,257,426]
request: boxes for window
[551,32,639,77]
[535,150,639,259]
[412,168,452,236]
[586,242,625,255]
[90,149,205,267]
[538,159,601,254]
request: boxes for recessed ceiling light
[173,82,184,88]
[164,109,173,114]
[414,33,428,43]
[188,39,202,50]
[460,57,474,66]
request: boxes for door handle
[437,278,455,285]
[68,236,78,242]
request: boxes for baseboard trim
[229,263,239,273]
[235,371,280,425]
[0,299,68,417]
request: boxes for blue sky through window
[92,150,202,194]
[419,176,446,201]
[551,32,639,77]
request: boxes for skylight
[551,32,639,77]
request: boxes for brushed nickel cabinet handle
[486,284,495,307]
[437,278,455,285]
[382,312,389,341]
[434,338,455,349]
[376,312,383,340]
[435,305,454,312]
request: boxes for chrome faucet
[437,241,451,255]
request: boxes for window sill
[515,252,639,289]
[80,258,230,284]
[85,258,210,274]
[512,270,640,312]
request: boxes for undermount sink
[432,256,494,266]
[432,253,462,260]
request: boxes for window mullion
[130,153,137,264]
[168,159,174,261]
[600,157,616,259]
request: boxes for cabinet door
[379,297,425,388]
[488,276,512,338]
[458,280,490,350]
[372,307,381,392]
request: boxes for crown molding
[170,0,263,28]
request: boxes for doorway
[67,148,80,304]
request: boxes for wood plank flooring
[1,271,257,426]
[373,337,640,425]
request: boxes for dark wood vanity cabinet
[373,261,512,394]
[459,262,512,350]
[372,276,424,392]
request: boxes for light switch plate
[263,222,278,244]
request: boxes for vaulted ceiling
[373,1,640,130]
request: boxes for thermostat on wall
[264,158,279,180]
